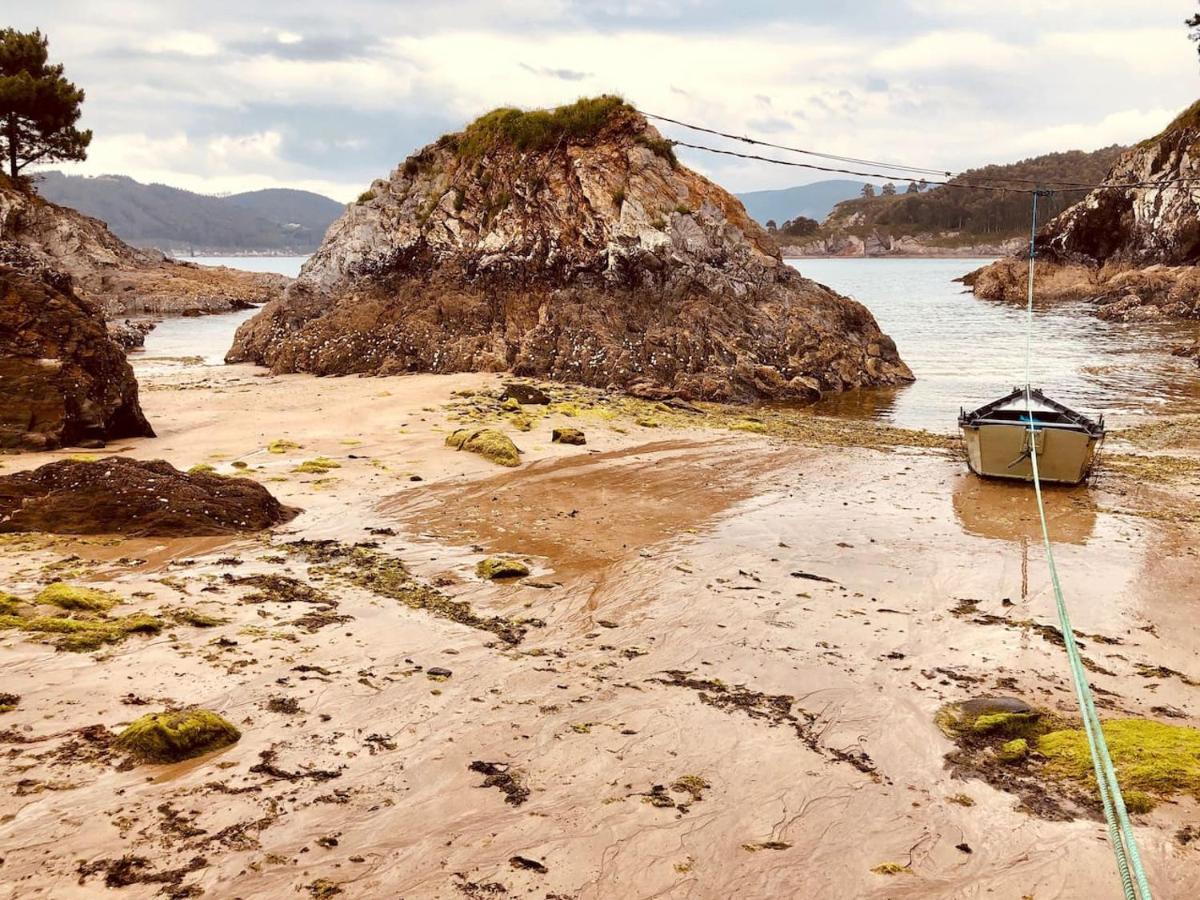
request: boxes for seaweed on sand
[284,539,541,645]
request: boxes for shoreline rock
[229,98,912,402]
[0,457,301,536]
[0,251,154,451]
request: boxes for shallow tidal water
[136,256,1200,434]
[791,257,1200,432]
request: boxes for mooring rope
[1023,191,1152,900]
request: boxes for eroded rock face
[229,99,912,402]
[0,250,154,451]
[965,100,1200,322]
[1,174,286,317]
[0,457,300,535]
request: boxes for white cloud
[144,31,220,57]
[872,31,1025,70]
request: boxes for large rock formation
[0,457,300,536]
[964,100,1200,323]
[229,98,911,401]
[1,174,286,317]
[0,245,153,450]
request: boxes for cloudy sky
[11,1,1200,201]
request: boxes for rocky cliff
[964,101,1200,323]
[0,175,286,316]
[0,244,153,450]
[229,98,911,402]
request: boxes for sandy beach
[0,359,1197,900]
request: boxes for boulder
[229,98,912,402]
[0,457,300,536]
[501,383,551,405]
[552,427,586,445]
[445,428,521,467]
[114,709,240,763]
[0,255,154,451]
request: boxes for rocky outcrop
[0,246,154,450]
[965,100,1200,323]
[0,457,300,535]
[1,174,286,317]
[229,98,911,402]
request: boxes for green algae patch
[187,463,217,476]
[0,592,24,615]
[5,612,165,652]
[445,428,521,467]
[284,539,540,645]
[293,457,342,474]
[998,738,1029,763]
[268,439,302,454]
[476,557,530,580]
[871,863,912,876]
[35,583,121,612]
[114,708,240,763]
[1038,718,1200,806]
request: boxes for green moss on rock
[477,557,530,580]
[1038,718,1200,803]
[456,95,629,161]
[445,429,521,467]
[35,583,120,612]
[114,708,241,763]
[267,439,302,454]
[551,427,586,445]
[998,738,1029,763]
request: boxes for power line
[668,138,1200,194]
[644,109,1200,193]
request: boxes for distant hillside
[789,146,1128,256]
[34,172,343,254]
[735,179,866,226]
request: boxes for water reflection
[792,258,1200,433]
[950,470,1097,546]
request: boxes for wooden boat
[959,387,1105,485]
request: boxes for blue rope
[1023,190,1151,900]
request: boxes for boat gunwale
[958,386,1105,438]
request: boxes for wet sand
[1,363,1199,899]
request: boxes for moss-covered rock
[35,583,120,612]
[114,708,241,763]
[551,427,586,445]
[445,429,521,467]
[187,463,217,476]
[998,738,1029,763]
[267,439,301,454]
[476,557,530,580]
[1038,718,1200,804]
[0,692,18,713]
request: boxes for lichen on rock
[114,708,241,763]
[35,583,121,612]
[551,427,586,445]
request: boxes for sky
[10,1,1200,202]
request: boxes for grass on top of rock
[455,95,630,161]
[114,708,240,763]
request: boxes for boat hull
[961,422,1101,485]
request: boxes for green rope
[1023,190,1152,900]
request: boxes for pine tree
[860,184,876,198]
[0,29,91,183]
[881,182,897,196]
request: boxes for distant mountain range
[735,179,866,226]
[33,171,344,255]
